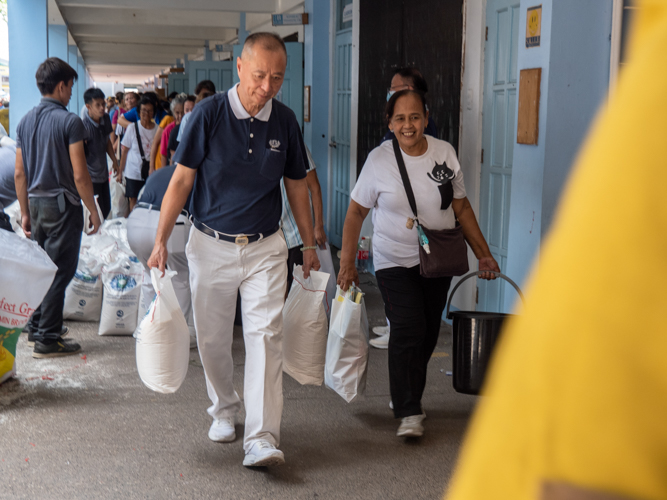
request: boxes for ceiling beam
[75,36,204,46]
[68,24,238,40]
[60,6,240,28]
[57,0,278,13]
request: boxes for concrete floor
[0,272,477,500]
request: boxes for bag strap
[391,137,418,220]
[134,122,146,161]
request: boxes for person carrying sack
[337,89,499,438]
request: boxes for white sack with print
[135,268,190,394]
[0,230,57,383]
[324,286,370,402]
[63,258,103,321]
[99,254,143,335]
[283,265,330,386]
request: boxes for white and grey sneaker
[208,417,236,442]
[397,414,425,437]
[243,440,285,467]
[372,325,389,336]
[370,333,389,349]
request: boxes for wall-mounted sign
[342,4,353,24]
[526,5,542,48]
[272,13,309,26]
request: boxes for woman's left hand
[478,256,501,280]
[337,263,359,292]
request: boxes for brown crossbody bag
[391,138,469,278]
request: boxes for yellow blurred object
[154,116,174,171]
[446,3,667,500]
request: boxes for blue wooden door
[232,43,303,129]
[478,0,520,312]
[168,73,188,94]
[328,0,353,249]
[188,61,234,95]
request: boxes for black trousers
[28,196,83,343]
[375,265,452,418]
[92,179,111,220]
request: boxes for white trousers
[126,207,194,333]
[186,226,287,452]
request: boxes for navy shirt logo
[269,139,281,151]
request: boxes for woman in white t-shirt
[118,96,157,210]
[338,90,500,438]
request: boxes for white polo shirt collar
[228,83,272,122]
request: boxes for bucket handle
[446,271,525,319]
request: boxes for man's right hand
[147,243,168,276]
[21,213,31,239]
[89,212,102,235]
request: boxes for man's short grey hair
[241,32,287,59]
[170,92,188,113]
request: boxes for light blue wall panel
[8,0,48,137]
[303,0,331,236]
[77,54,85,114]
[67,45,79,113]
[541,0,612,236]
[48,24,68,61]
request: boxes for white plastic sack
[135,268,190,394]
[99,254,143,335]
[100,218,134,256]
[283,265,330,386]
[63,259,103,321]
[110,176,129,219]
[324,286,370,402]
[0,230,58,383]
[316,243,337,319]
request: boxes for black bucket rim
[446,271,525,319]
[449,310,516,320]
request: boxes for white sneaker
[397,414,425,437]
[370,333,389,349]
[243,440,285,467]
[208,417,236,442]
[372,325,389,336]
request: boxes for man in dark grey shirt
[14,57,101,358]
[82,87,118,218]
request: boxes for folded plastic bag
[324,285,370,402]
[135,268,190,394]
[283,265,330,385]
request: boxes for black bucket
[446,272,524,395]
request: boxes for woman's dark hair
[115,91,125,101]
[392,67,428,94]
[168,91,179,101]
[194,80,216,95]
[35,57,78,96]
[185,95,196,104]
[385,90,428,124]
[138,96,156,116]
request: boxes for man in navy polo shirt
[148,32,320,468]
[14,57,101,358]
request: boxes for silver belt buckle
[235,235,249,246]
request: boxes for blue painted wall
[67,45,79,113]
[303,0,331,236]
[8,0,48,137]
[48,25,68,61]
[504,0,612,310]
[541,0,612,236]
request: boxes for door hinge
[485,26,488,41]
[481,149,484,163]
[476,287,479,304]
